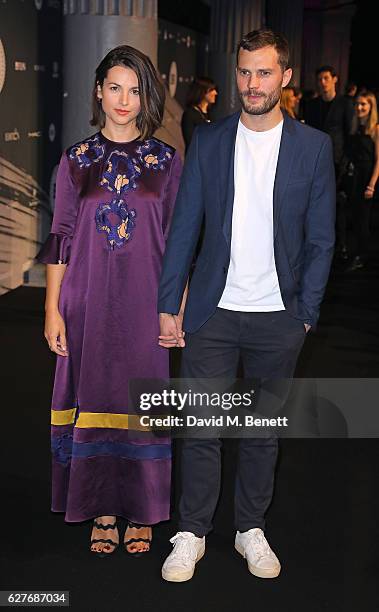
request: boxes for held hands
[159,313,186,349]
[44,309,68,356]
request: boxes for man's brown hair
[237,29,290,72]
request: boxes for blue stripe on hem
[71,441,171,460]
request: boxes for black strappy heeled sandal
[90,519,119,558]
[124,521,152,557]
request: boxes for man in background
[304,66,354,257]
[304,65,354,175]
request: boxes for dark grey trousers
[178,307,306,536]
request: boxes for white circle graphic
[0,39,6,94]
[49,123,56,142]
[168,61,177,99]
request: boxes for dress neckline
[98,130,142,145]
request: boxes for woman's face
[204,87,218,105]
[97,65,141,130]
[355,96,371,120]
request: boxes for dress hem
[51,507,171,525]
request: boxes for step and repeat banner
[0,0,62,294]
[158,18,209,110]
[0,1,208,295]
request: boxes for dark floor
[1,230,379,611]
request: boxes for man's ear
[282,68,292,88]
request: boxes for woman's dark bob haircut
[186,77,217,108]
[90,45,165,140]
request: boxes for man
[304,65,354,173]
[304,66,354,259]
[158,30,335,582]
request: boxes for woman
[280,86,297,119]
[181,76,217,151]
[37,45,182,556]
[345,91,379,271]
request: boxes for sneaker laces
[246,530,272,559]
[169,532,200,564]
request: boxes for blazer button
[223,266,227,274]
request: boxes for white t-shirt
[218,118,285,312]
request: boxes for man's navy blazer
[158,111,336,332]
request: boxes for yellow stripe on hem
[74,412,169,431]
[75,412,130,429]
[51,411,169,431]
[51,408,77,425]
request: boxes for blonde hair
[352,91,378,141]
[280,87,296,118]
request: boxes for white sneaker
[161,531,205,582]
[235,528,281,578]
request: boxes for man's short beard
[239,85,282,116]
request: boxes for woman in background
[38,45,182,557]
[280,86,297,119]
[181,76,217,151]
[345,90,379,271]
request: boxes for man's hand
[304,323,311,333]
[159,313,185,349]
[174,311,185,347]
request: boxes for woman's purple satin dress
[38,132,182,523]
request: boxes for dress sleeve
[162,150,183,240]
[37,152,79,264]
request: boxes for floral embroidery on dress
[100,150,141,195]
[69,134,105,168]
[94,138,174,249]
[136,139,173,170]
[95,198,137,250]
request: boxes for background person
[304,65,354,257]
[345,81,358,99]
[37,45,182,557]
[280,86,297,118]
[344,90,379,271]
[304,65,354,174]
[293,86,303,119]
[181,76,218,152]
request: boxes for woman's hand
[364,186,375,199]
[44,309,68,356]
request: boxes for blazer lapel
[219,113,240,246]
[273,113,297,237]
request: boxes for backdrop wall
[0,0,62,294]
